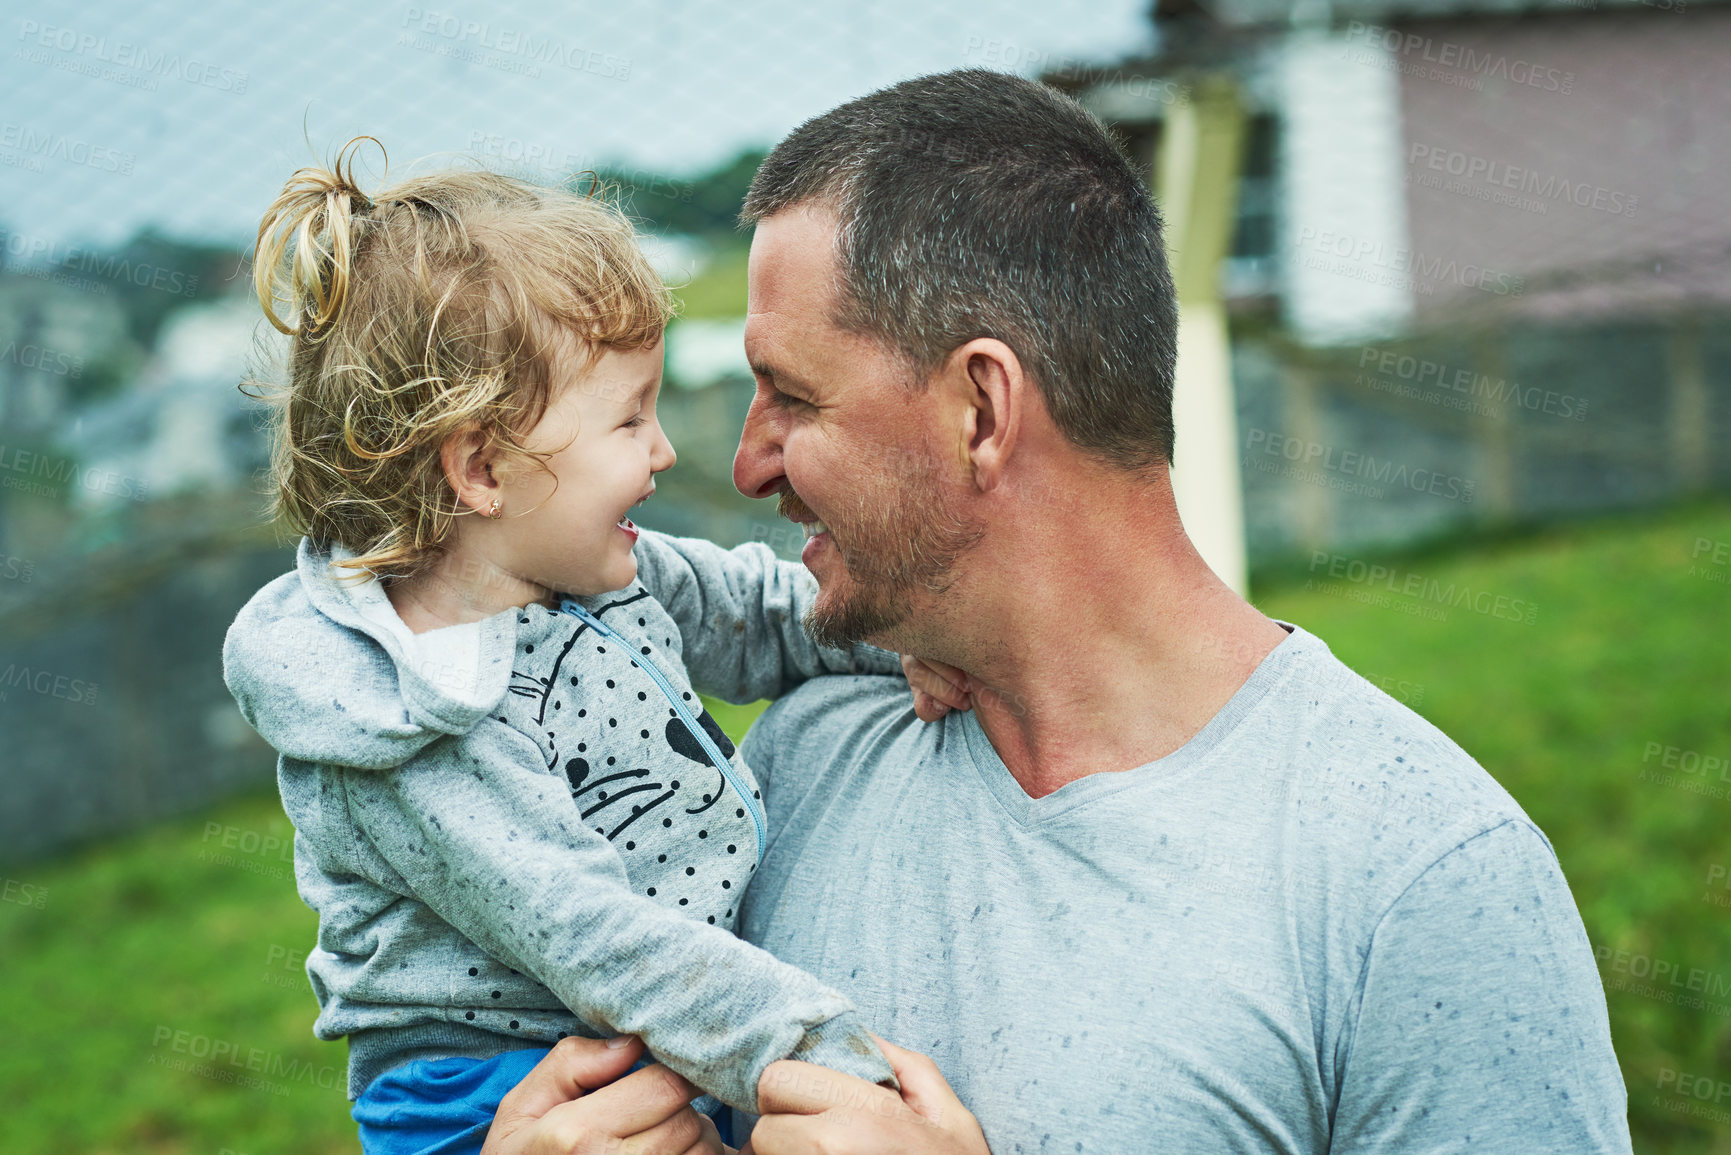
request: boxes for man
[486,68,1633,1153]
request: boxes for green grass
[2,501,1726,1152]
[0,799,343,1153]
[1253,500,1731,1154]
[0,697,765,1155]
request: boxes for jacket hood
[223,538,521,769]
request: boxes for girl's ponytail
[253,136,383,339]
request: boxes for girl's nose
[651,423,677,473]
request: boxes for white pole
[1156,75,1251,596]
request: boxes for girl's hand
[900,655,972,722]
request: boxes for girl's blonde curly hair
[247,137,672,579]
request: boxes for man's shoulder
[743,673,912,779]
[1259,624,1547,879]
[754,668,907,723]
[750,671,911,740]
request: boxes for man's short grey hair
[742,68,1180,470]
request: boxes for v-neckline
[956,622,1311,827]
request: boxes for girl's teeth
[803,520,828,539]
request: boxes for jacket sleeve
[337,720,896,1113]
[630,529,903,703]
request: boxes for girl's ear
[440,426,500,516]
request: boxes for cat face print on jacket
[492,588,760,922]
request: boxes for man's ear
[440,426,501,516]
[946,337,1023,493]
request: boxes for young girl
[222,139,903,1153]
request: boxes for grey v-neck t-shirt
[735,623,1632,1152]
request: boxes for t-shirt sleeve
[1330,819,1634,1153]
[630,529,902,702]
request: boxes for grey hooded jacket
[222,529,899,1110]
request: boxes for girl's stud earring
[487,498,503,519]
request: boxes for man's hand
[743,1036,989,1155]
[900,655,973,722]
[480,1035,727,1155]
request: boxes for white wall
[1280,29,1414,345]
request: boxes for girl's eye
[624,414,647,429]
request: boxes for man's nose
[732,393,786,499]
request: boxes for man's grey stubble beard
[792,469,985,651]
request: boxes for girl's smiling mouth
[617,490,653,542]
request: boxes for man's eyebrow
[750,361,812,392]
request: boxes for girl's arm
[628,529,902,703]
[336,719,895,1114]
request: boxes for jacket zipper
[558,599,767,861]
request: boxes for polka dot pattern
[493,583,762,934]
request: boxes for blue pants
[353,1048,731,1155]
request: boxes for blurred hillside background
[1,0,1728,1151]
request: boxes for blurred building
[1050,0,1731,560]
[72,296,267,507]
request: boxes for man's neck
[889,468,1290,800]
